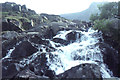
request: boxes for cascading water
[46,28,112,78]
[3,27,115,78]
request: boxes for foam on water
[46,28,112,78]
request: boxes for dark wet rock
[11,41,38,59]
[21,5,28,12]
[28,9,36,15]
[99,43,119,77]
[2,2,14,12]
[29,53,55,78]
[102,32,120,56]
[52,38,69,45]
[16,68,49,78]
[66,31,81,42]
[2,58,20,78]
[2,38,19,57]
[58,63,102,78]
[29,35,43,44]
[44,24,65,39]
[12,5,21,12]
[2,31,19,40]
[22,22,33,30]
[29,35,51,46]
[2,22,22,32]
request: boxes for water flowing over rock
[1,27,120,79]
[2,2,120,79]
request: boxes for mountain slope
[60,2,106,21]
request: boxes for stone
[52,38,69,45]
[16,68,49,78]
[58,63,102,78]
[2,58,20,78]
[21,5,28,12]
[2,38,19,57]
[22,22,33,30]
[99,43,119,77]
[2,22,22,32]
[11,41,38,59]
[12,5,21,12]
[66,31,81,42]
[29,53,55,78]
[29,35,51,46]
[2,31,19,40]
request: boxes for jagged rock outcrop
[66,31,81,42]
[99,43,120,77]
[58,63,102,78]
[1,2,120,79]
[52,38,69,45]
[2,58,20,78]
[11,41,38,59]
[2,21,22,32]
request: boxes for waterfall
[46,28,112,78]
[3,28,114,78]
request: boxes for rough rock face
[28,53,55,78]
[11,41,38,59]
[22,22,33,30]
[2,22,22,32]
[99,43,120,77]
[52,38,69,45]
[1,2,120,79]
[2,58,20,78]
[66,31,81,42]
[2,38,20,57]
[16,68,49,78]
[58,63,102,78]
[29,35,51,46]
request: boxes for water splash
[46,28,112,78]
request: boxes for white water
[46,28,112,78]
[3,28,113,78]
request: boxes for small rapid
[2,28,115,78]
[46,28,112,78]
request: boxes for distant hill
[60,2,106,22]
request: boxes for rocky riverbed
[1,2,120,79]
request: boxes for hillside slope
[60,2,106,21]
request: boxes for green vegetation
[93,19,112,32]
[90,1,120,44]
[90,2,118,21]
[2,9,40,30]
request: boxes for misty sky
[0,0,119,15]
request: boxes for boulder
[52,38,69,45]
[29,53,55,78]
[44,22,67,39]
[21,5,28,12]
[29,35,50,46]
[58,63,102,78]
[2,31,19,40]
[12,5,21,12]
[16,68,49,78]
[11,41,38,59]
[2,2,13,12]
[66,31,81,42]
[40,13,61,22]
[2,38,19,57]
[22,22,33,30]
[28,9,36,15]
[2,58,20,78]
[99,43,119,77]
[2,22,22,32]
